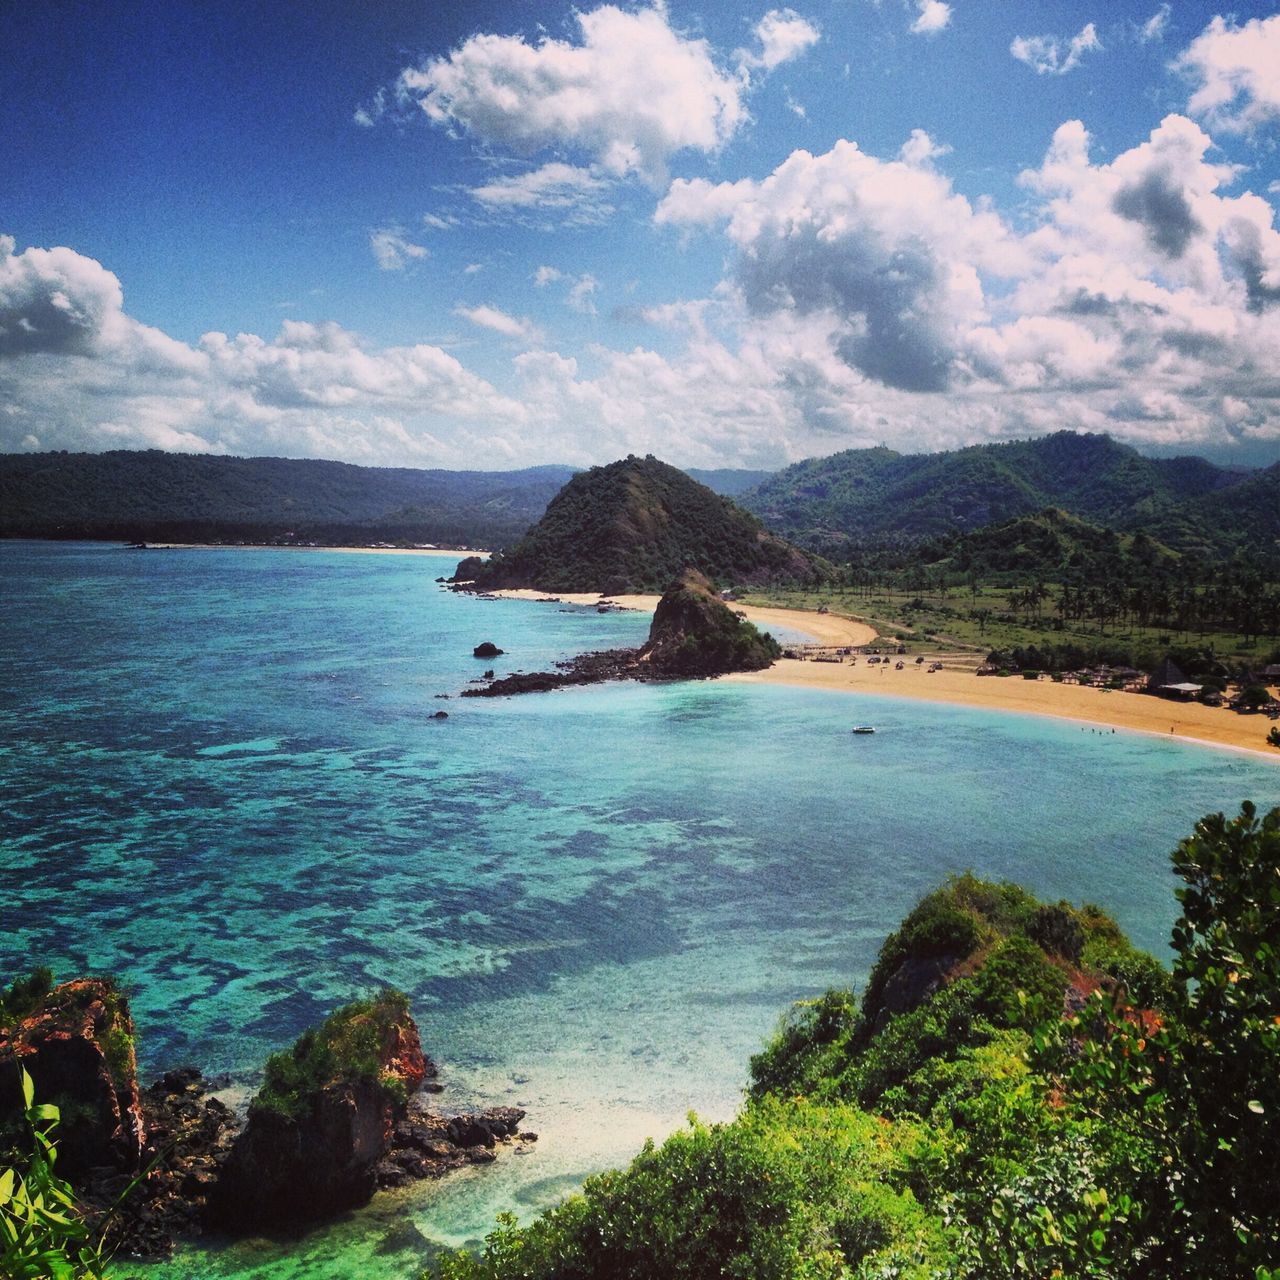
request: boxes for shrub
[0,1069,107,1280]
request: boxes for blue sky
[3,1,1280,468]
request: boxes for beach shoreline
[491,588,1279,761]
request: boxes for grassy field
[739,582,1280,670]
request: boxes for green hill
[0,451,773,550]
[738,432,1268,559]
[462,455,826,593]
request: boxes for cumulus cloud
[369,227,429,271]
[533,266,563,286]
[910,2,952,37]
[395,4,748,184]
[1177,14,1280,134]
[0,236,524,463]
[737,9,820,71]
[1010,22,1101,75]
[657,137,1021,392]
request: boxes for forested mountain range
[461,455,825,593]
[0,450,770,549]
[737,432,1278,562]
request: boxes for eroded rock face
[639,569,780,676]
[0,977,145,1179]
[210,995,432,1227]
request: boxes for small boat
[851,725,876,735]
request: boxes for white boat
[851,726,876,735]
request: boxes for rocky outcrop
[209,990,430,1227]
[2,974,533,1256]
[638,569,781,677]
[0,976,145,1180]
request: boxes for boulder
[472,641,504,658]
[210,990,431,1227]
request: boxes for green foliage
[643,571,782,675]
[253,988,410,1121]
[747,990,860,1102]
[434,1098,951,1280]
[0,1070,107,1280]
[470,456,826,594]
[0,969,54,1026]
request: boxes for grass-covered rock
[212,989,430,1226]
[639,569,781,676]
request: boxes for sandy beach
[732,656,1280,761]
[492,589,1279,760]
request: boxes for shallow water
[2,542,1276,1279]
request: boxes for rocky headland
[0,975,532,1259]
[461,570,781,697]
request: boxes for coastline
[145,543,484,557]
[492,588,1279,760]
[731,657,1280,762]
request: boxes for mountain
[0,451,576,548]
[639,569,781,675]
[738,432,1269,559]
[0,451,774,549]
[461,455,826,593]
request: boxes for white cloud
[0,236,524,464]
[737,9,821,71]
[1011,22,1101,75]
[1177,14,1280,134]
[910,1,951,37]
[1139,4,1170,44]
[468,161,616,222]
[533,266,563,286]
[369,227,429,271]
[463,262,484,275]
[396,4,749,183]
[899,128,951,167]
[454,304,541,342]
[567,274,598,314]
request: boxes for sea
[2,540,1277,1279]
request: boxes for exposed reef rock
[462,570,779,697]
[472,641,504,658]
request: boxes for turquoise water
[2,541,1277,1279]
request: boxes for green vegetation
[0,969,54,1025]
[738,431,1278,563]
[429,805,1280,1280]
[468,456,826,593]
[642,570,782,675]
[253,989,411,1120]
[0,1070,107,1280]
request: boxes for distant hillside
[683,467,775,497]
[738,432,1269,559]
[925,508,1180,576]
[462,456,826,593]
[0,451,576,548]
[0,451,773,549]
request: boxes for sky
[3,1,1280,471]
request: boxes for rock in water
[0,974,146,1179]
[472,641,504,658]
[210,989,432,1227]
[639,569,781,677]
